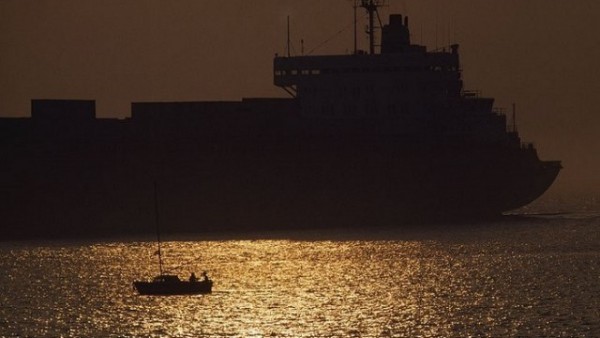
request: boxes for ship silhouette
[0,3,561,239]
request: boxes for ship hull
[1,133,560,237]
[163,138,560,228]
[114,136,560,229]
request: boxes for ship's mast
[353,2,358,54]
[512,103,518,133]
[358,0,385,54]
[287,16,291,57]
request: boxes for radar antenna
[357,0,386,54]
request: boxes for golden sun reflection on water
[1,221,599,337]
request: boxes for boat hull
[133,280,213,295]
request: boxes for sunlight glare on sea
[1,214,599,337]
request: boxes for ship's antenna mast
[360,0,384,54]
[512,103,518,133]
[353,1,358,54]
[287,15,291,57]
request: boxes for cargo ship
[0,2,561,238]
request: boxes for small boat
[134,272,213,296]
[133,182,213,295]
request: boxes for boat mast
[154,181,164,276]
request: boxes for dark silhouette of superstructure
[0,5,561,239]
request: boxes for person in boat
[189,272,197,282]
[202,271,209,281]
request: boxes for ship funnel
[381,14,411,54]
[389,14,403,26]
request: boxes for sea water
[1,213,599,337]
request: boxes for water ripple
[1,218,599,337]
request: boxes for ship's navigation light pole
[359,0,385,54]
[353,1,358,54]
[287,16,291,57]
[512,103,518,133]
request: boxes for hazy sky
[1,0,599,195]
